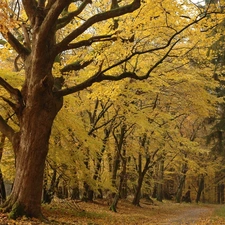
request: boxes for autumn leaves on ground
[0,199,225,225]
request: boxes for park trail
[156,204,218,225]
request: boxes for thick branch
[1,97,17,113]
[5,31,30,59]
[60,60,93,73]
[55,71,139,97]
[65,34,116,51]
[39,0,72,39]
[21,23,31,50]
[55,38,179,97]
[54,0,141,54]
[0,77,22,102]
[0,116,15,143]
[56,0,91,30]
[22,0,37,26]
[38,0,46,8]
[45,0,55,9]
[55,5,208,97]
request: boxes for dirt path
[158,205,216,225]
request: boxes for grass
[213,204,225,218]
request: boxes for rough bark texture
[1,19,63,216]
[2,88,62,218]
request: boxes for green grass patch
[73,210,109,219]
[213,205,225,218]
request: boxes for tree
[0,0,219,219]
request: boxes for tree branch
[38,0,46,8]
[56,0,91,30]
[0,77,22,102]
[65,34,116,51]
[54,3,209,98]
[60,60,93,73]
[1,97,17,113]
[0,116,15,143]
[0,78,24,116]
[55,38,180,97]
[54,0,141,54]
[4,31,30,59]
[45,0,55,9]
[39,0,72,39]
[22,0,37,26]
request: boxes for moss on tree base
[1,199,47,221]
[8,202,25,219]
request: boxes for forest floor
[0,198,225,225]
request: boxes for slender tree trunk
[217,184,221,204]
[221,184,224,204]
[109,124,126,212]
[132,173,144,206]
[43,167,57,204]
[156,160,164,202]
[109,150,120,212]
[87,128,111,201]
[217,183,224,204]
[110,158,126,212]
[176,162,188,203]
[196,175,204,203]
[176,175,186,203]
[132,153,151,206]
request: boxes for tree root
[1,199,47,221]
[8,202,25,219]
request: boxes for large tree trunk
[0,134,6,203]
[0,13,64,217]
[2,78,63,218]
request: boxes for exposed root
[9,202,25,219]
[1,199,47,221]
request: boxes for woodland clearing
[0,199,224,225]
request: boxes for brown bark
[176,163,188,203]
[0,20,62,217]
[156,159,164,202]
[196,175,204,203]
[109,124,127,212]
[2,87,62,218]
[132,154,151,206]
[0,135,6,203]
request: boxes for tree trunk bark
[110,161,126,212]
[0,170,6,204]
[0,134,6,203]
[176,162,188,203]
[132,173,144,206]
[176,175,186,203]
[156,160,164,202]
[196,175,204,203]
[132,154,151,206]
[2,88,63,218]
